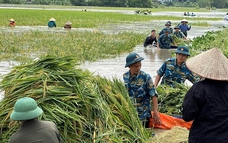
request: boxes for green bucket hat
[175,46,190,56]
[125,52,144,67]
[10,97,43,121]
[165,21,171,26]
[174,26,180,29]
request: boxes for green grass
[0,9,221,28]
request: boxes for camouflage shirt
[123,70,157,120]
[157,58,199,87]
[173,31,186,38]
[159,27,173,36]
[158,34,174,49]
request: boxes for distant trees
[1,0,228,8]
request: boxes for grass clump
[0,55,151,143]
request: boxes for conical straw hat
[65,21,72,25]
[49,17,56,21]
[186,48,228,80]
[181,19,188,23]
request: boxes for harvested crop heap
[0,56,151,143]
[156,84,190,115]
[148,126,189,143]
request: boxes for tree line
[1,0,228,8]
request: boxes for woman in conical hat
[182,48,228,143]
[179,19,191,37]
[9,19,15,27]
[49,17,56,21]
[48,17,56,28]
[64,21,72,29]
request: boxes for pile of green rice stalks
[156,84,190,116]
[0,55,151,143]
[147,127,189,143]
[172,35,190,46]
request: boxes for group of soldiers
[144,19,191,49]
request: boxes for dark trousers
[182,31,187,37]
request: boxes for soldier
[154,46,199,87]
[159,21,173,36]
[157,28,177,49]
[173,26,189,41]
[123,52,161,127]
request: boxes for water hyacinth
[0,55,151,143]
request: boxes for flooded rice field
[0,9,227,100]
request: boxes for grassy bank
[0,9,220,27]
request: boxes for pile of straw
[148,127,189,143]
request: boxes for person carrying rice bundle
[123,52,161,128]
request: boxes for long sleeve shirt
[182,79,228,143]
[143,35,157,47]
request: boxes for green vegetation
[157,84,189,115]
[190,29,228,57]
[0,31,145,62]
[0,56,151,142]
[0,9,220,27]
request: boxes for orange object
[149,112,192,130]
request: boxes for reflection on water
[80,45,174,81]
[0,61,19,100]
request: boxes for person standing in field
[123,52,161,128]
[157,28,177,49]
[179,19,191,37]
[159,21,173,36]
[143,29,157,48]
[182,48,228,143]
[48,17,56,28]
[9,97,61,143]
[154,46,199,87]
[173,26,189,41]
[9,19,15,27]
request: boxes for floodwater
[0,9,227,100]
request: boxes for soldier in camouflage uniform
[173,26,189,41]
[123,52,161,127]
[159,21,173,36]
[154,46,199,87]
[157,28,177,49]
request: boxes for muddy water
[0,11,227,100]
